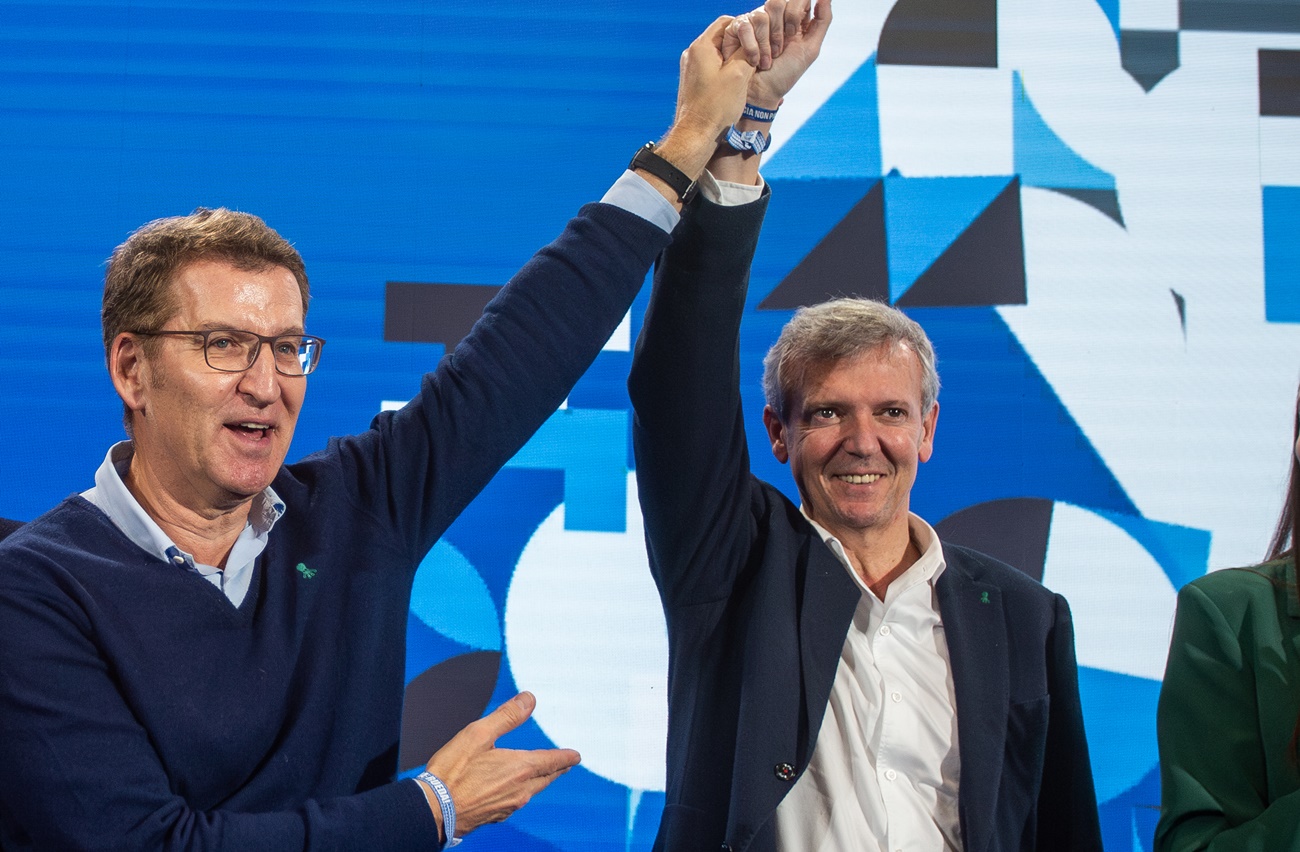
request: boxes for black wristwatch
[629,142,699,204]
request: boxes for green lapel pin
[980,591,990,604]
[296,562,317,579]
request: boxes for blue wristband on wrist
[742,102,779,122]
[416,771,461,848]
[725,125,771,154]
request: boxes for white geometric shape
[766,0,889,161]
[602,308,631,352]
[1120,0,1178,31]
[1039,502,1177,681]
[1261,118,1300,187]
[877,65,1013,177]
[504,473,668,792]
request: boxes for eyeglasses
[130,329,326,376]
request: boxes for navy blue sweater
[0,203,670,851]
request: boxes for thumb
[476,692,536,741]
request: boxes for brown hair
[102,207,310,357]
[1267,391,1299,566]
[1265,389,1300,758]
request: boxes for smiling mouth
[228,422,273,439]
[836,474,882,484]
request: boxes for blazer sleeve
[628,192,769,608]
[1037,593,1105,851]
[1155,580,1300,851]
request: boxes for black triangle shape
[936,497,1054,582]
[1047,187,1125,227]
[758,181,889,310]
[877,0,998,68]
[896,177,1026,307]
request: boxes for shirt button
[774,762,796,781]
[879,624,891,636]
[885,768,897,781]
[171,555,186,565]
[891,691,902,703]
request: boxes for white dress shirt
[775,513,962,852]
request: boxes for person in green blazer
[1155,391,1300,851]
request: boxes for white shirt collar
[801,509,947,603]
[82,440,285,568]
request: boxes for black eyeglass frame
[129,329,326,376]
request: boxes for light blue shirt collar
[82,441,285,607]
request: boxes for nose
[236,341,282,404]
[840,416,881,457]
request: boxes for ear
[763,405,790,464]
[918,401,939,464]
[109,333,150,420]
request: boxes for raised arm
[0,13,769,852]
[710,0,832,187]
[333,14,767,560]
[629,0,831,607]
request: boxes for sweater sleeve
[0,560,440,852]
[1154,579,1300,852]
[323,202,671,563]
[628,191,769,608]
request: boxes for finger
[703,14,734,51]
[727,14,761,67]
[721,22,741,61]
[750,9,774,70]
[473,691,536,741]
[785,0,811,40]
[809,0,833,39]
[793,0,833,61]
[764,0,788,57]
[510,746,582,778]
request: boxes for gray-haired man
[631,150,1103,852]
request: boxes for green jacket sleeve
[1155,574,1300,851]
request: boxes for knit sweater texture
[0,202,668,851]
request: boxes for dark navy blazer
[630,194,1103,852]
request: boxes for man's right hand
[420,691,580,843]
[635,16,757,208]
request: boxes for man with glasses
[0,14,766,851]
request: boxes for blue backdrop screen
[3,1,1300,849]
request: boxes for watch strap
[629,142,699,204]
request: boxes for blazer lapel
[798,534,861,758]
[936,551,1009,852]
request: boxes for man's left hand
[723,0,833,108]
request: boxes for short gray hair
[762,298,939,420]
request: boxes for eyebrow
[192,322,307,336]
